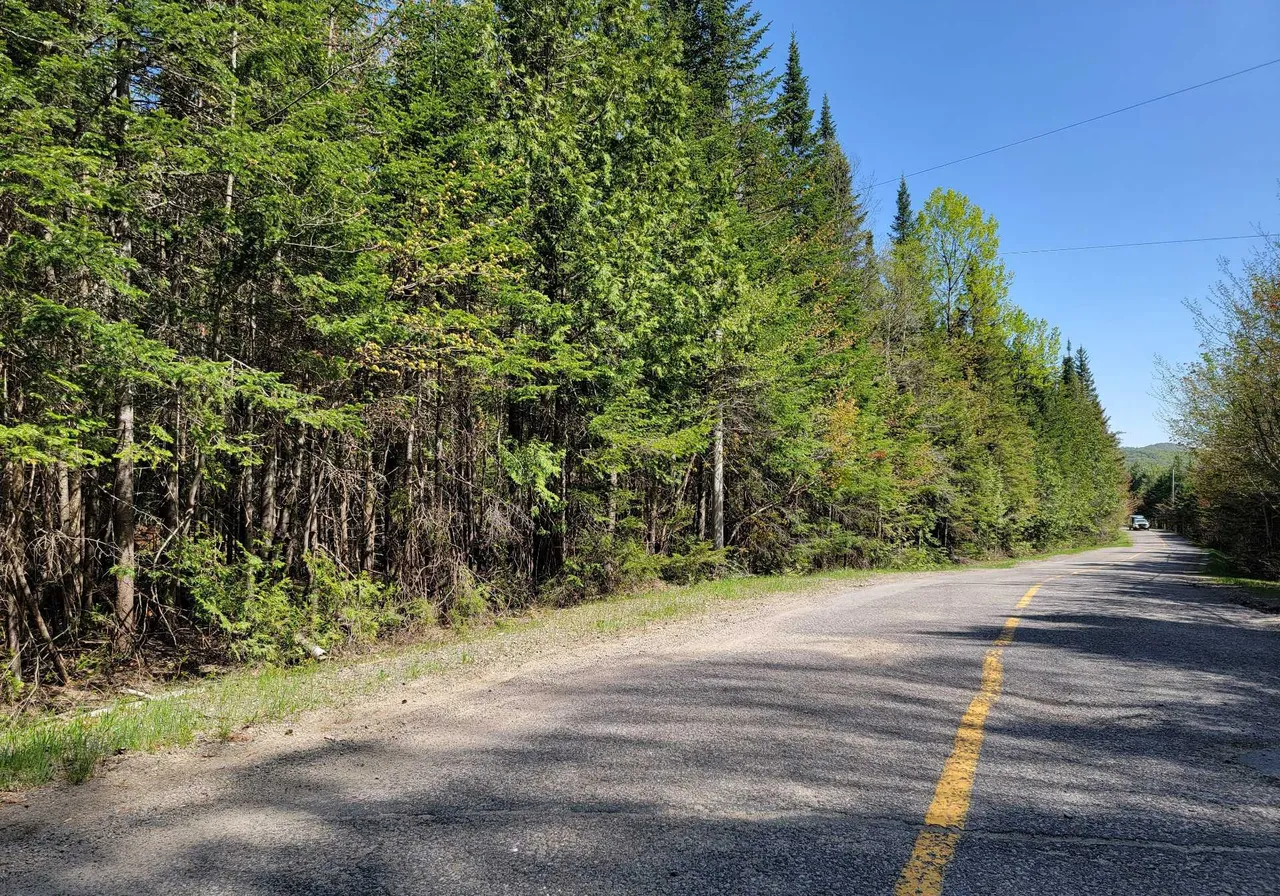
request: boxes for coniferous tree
[891,176,916,245]
[817,94,836,142]
[1074,345,1099,403]
[775,34,813,155]
[1062,341,1078,386]
[0,2,1130,695]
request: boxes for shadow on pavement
[6,534,1278,895]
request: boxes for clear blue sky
[750,0,1279,446]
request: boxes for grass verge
[0,535,1128,792]
[1203,549,1280,613]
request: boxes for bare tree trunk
[712,405,725,550]
[113,387,137,653]
[225,20,238,216]
[12,556,70,683]
[182,451,204,536]
[361,449,376,574]
[278,430,305,564]
[3,583,19,687]
[695,457,706,540]
[260,435,278,546]
[608,470,618,532]
[303,440,323,559]
[56,462,84,624]
[2,464,24,688]
[338,464,351,568]
[434,364,444,509]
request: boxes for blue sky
[749,0,1279,446]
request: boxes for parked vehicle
[1128,514,1150,530]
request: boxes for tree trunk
[13,556,70,683]
[608,470,618,532]
[361,449,377,574]
[712,405,725,550]
[56,462,84,625]
[2,464,24,688]
[260,435,278,547]
[113,387,137,653]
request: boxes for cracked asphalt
[3,531,1278,895]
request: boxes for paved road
[4,531,1279,895]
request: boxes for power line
[1003,233,1274,255]
[874,57,1280,188]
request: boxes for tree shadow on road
[6,537,1278,895]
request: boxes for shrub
[658,540,731,584]
[175,534,402,663]
[550,533,659,605]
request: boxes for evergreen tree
[891,176,916,245]
[1062,341,1078,386]
[817,94,836,142]
[1074,345,1099,403]
[0,4,1130,696]
[775,34,813,154]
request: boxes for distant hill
[1122,443,1190,471]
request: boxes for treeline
[1162,234,1280,577]
[0,0,1125,690]
[1128,452,1191,533]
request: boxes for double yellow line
[892,584,1041,896]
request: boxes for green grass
[0,534,1131,792]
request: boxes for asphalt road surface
[4,531,1279,895]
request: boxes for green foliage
[175,535,400,663]
[776,35,813,154]
[551,533,659,604]
[659,540,733,584]
[444,567,492,629]
[891,177,916,246]
[1162,235,1280,575]
[175,537,299,663]
[0,0,1129,698]
[1123,442,1190,473]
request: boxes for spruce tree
[891,176,915,245]
[775,34,813,154]
[817,94,836,143]
[1074,345,1099,403]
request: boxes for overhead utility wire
[1003,233,1274,255]
[874,57,1280,188]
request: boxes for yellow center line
[892,583,1041,896]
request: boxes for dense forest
[1158,234,1280,577]
[0,0,1126,693]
